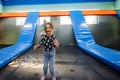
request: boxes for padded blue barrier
[4,0,115,6]
[116,10,120,18]
[70,11,120,71]
[0,12,38,68]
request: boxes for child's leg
[49,50,56,78]
[43,52,49,77]
[49,55,55,78]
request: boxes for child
[34,22,59,80]
[40,19,47,36]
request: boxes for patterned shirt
[39,35,56,51]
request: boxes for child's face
[44,24,53,36]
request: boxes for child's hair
[44,22,54,31]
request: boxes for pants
[43,49,56,78]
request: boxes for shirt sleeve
[39,36,44,46]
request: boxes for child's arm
[34,44,40,50]
[53,39,59,48]
[34,36,44,50]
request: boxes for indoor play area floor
[0,46,120,80]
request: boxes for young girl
[34,22,59,80]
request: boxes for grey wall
[1,16,120,51]
[35,16,76,46]
[0,18,21,44]
[0,17,75,46]
[85,16,120,50]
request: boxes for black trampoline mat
[0,46,120,80]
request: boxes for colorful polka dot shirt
[39,35,56,51]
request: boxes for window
[60,16,72,25]
[16,17,26,26]
[84,16,98,24]
[38,17,50,25]
[16,17,50,26]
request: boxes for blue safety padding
[16,12,38,44]
[70,11,120,71]
[116,10,120,18]
[0,12,38,68]
[3,0,115,6]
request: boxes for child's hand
[34,44,40,50]
[53,39,59,48]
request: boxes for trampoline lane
[0,46,120,80]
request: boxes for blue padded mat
[116,10,120,18]
[0,12,38,68]
[70,11,120,71]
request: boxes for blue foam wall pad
[70,11,120,71]
[0,12,38,68]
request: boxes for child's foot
[41,76,46,80]
[52,77,56,80]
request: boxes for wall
[1,16,120,50]
[35,16,75,46]
[1,0,115,12]
[0,18,22,44]
[3,2,115,12]
[85,16,120,51]
[115,0,120,10]
[0,17,75,46]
